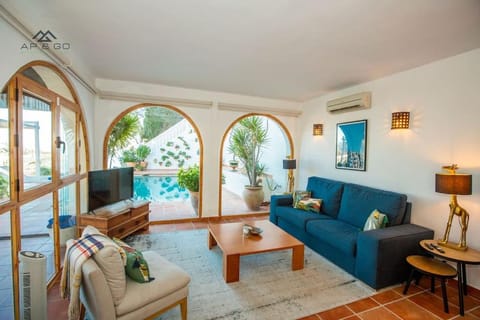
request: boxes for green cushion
[363,209,389,231]
[125,250,153,283]
[113,238,154,283]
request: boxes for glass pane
[59,184,76,268]
[79,123,87,174]
[222,116,289,215]
[59,107,76,177]
[0,91,9,203]
[22,93,52,191]
[21,66,74,102]
[0,211,14,319]
[20,194,55,281]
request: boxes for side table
[420,239,480,316]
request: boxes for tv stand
[78,200,150,239]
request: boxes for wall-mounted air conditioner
[326,92,371,113]
[19,251,47,320]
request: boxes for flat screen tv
[88,167,134,212]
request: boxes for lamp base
[437,240,468,251]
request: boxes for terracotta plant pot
[189,190,199,215]
[242,186,264,211]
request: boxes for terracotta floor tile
[297,315,320,320]
[358,306,399,320]
[451,313,480,320]
[372,289,404,305]
[192,221,209,229]
[175,222,195,230]
[317,305,353,320]
[470,307,480,318]
[147,224,176,232]
[434,284,480,311]
[346,297,379,313]
[410,291,459,319]
[393,282,425,296]
[343,316,361,320]
[386,299,440,320]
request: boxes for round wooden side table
[404,255,457,313]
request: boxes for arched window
[0,61,89,319]
[220,114,294,216]
[103,104,203,221]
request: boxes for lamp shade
[283,159,296,170]
[435,173,472,195]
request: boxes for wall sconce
[391,112,410,129]
[313,124,323,136]
[283,157,296,193]
[435,164,472,251]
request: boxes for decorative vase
[189,190,199,215]
[242,186,264,211]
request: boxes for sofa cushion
[92,245,127,306]
[296,198,322,213]
[306,219,359,256]
[306,177,344,218]
[115,251,191,317]
[337,183,407,229]
[293,190,311,208]
[276,206,332,230]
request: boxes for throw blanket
[60,232,125,320]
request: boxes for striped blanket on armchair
[60,229,126,320]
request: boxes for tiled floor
[47,219,480,320]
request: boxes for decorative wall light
[391,112,410,129]
[435,164,472,251]
[313,124,323,136]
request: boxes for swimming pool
[133,175,190,202]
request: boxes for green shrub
[177,165,199,192]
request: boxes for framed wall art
[335,119,367,171]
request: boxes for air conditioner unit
[19,251,47,320]
[326,92,371,113]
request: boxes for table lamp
[283,157,296,193]
[435,164,472,251]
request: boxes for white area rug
[126,229,374,320]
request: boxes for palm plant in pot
[136,144,152,170]
[228,116,269,211]
[177,164,200,214]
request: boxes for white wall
[298,48,480,288]
[94,79,301,217]
[0,18,96,164]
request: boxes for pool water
[133,176,190,202]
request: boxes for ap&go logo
[21,30,70,50]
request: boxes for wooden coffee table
[208,220,304,283]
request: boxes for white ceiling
[2,0,480,101]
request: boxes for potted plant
[120,148,138,167]
[136,144,152,170]
[228,116,269,210]
[228,156,239,171]
[177,164,200,214]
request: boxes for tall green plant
[107,113,140,167]
[228,116,269,187]
[177,165,200,192]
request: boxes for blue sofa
[270,176,434,289]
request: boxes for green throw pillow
[125,250,154,283]
[113,238,154,283]
[363,209,389,231]
[293,190,311,208]
[296,198,322,213]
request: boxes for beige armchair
[79,250,190,320]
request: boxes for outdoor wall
[0,18,96,163]
[298,48,480,288]
[94,78,301,217]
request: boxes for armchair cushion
[115,251,191,318]
[92,246,127,306]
